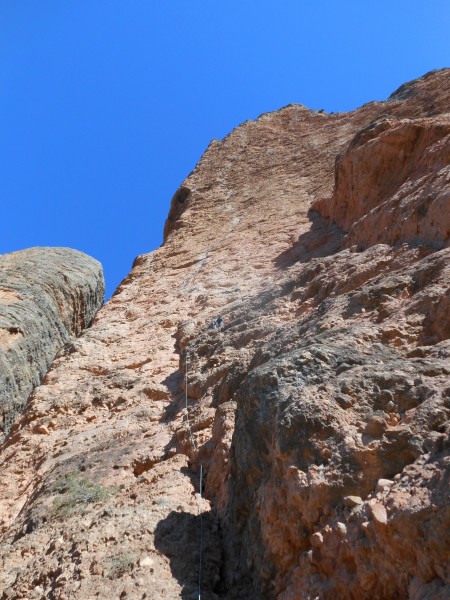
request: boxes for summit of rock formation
[0,69,449,599]
[0,247,104,439]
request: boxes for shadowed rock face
[0,70,449,600]
[0,247,104,438]
[314,114,450,250]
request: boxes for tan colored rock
[375,478,394,494]
[0,69,449,600]
[310,532,323,547]
[139,555,155,568]
[34,424,50,435]
[370,502,388,525]
[364,414,388,437]
[344,495,363,508]
[315,116,450,251]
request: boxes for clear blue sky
[1,2,448,298]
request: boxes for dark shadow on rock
[179,465,202,491]
[160,370,201,445]
[162,370,182,398]
[275,210,345,269]
[160,370,184,423]
[154,509,224,599]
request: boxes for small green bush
[107,551,135,579]
[52,471,118,516]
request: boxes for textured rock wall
[313,115,450,249]
[0,70,449,600]
[0,247,104,438]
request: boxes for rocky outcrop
[0,70,449,600]
[314,114,450,250]
[0,247,104,438]
[205,244,449,599]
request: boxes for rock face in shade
[0,70,449,599]
[0,247,105,438]
[313,114,450,250]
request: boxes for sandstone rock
[34,424,50,435]
[310,532,323,547]
[336,522,347,537]
[343,495,363,508]
[370,502,388,525]
[375,478,394,494]
[0,247,104,438]
[0,70,449,600]
[364,414,388,437]
[315,115,450,251]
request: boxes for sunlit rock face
[0,247,104,439]
[0,69,449,600]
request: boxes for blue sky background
[1,1,449,298]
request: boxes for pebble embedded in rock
[139,556,155,568]
[344,495,363,508]
[364,415,388,437]
[310,532,324,547]
[375,479,394,494]
[370,502,388,525]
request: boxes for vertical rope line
[185,349,197,452]
[177,199,240,600]
[185,350,203,599]
[185,352,189,414]
[198,464,203,600]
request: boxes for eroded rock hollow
[0,69,449,599]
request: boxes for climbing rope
[179,199,241,599]
[184,351,198,452]
[184,349,203,600]
[198,463,203,600]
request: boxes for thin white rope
[180,210,241,599]
[185,351,198,452]
[184,349,203,599]
[198,463,203,600]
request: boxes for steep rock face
[314,115,450,249]
[0,247,105,438]
[0,69,449,600]
[212,245,449,599]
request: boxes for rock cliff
[0,69,449,599]
[0,247,104,439]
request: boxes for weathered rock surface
[314,114,450,250]
[0,69,449,599]
[0,247,104,438]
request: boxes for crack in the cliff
[165,209,249,597]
